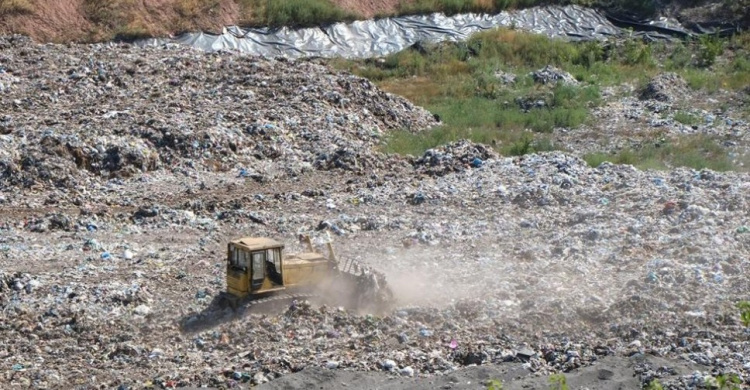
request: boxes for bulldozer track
[244,292,320,312]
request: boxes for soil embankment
[0,0,747,43]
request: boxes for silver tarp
[136,5,694,59]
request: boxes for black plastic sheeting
[135,5,699,59]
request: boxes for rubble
[640,72,689,102]
[0,35,436,191]
[531,65,579,86]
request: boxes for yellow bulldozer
[215,234,394,314]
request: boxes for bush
[673,111,699,126]
[665,42,693,70]
[574,40,604,69]
[622,38,654,67]
[0,0,33,15]
[265,0,358,27]
[698,34,724,67]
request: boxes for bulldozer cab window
[229,245,247,270]
[251,251,265,289]
[266,248,282,285]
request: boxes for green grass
[549,373,569,390]
[486,378,503,390]
[393,0,659,18]
[334,29,748,170]
[739,301,750,327]
[333,28,647,157]
[583,135,737,172]
[673,111,700,126]
[239,0,359,27]
[646,380,664,390]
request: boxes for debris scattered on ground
[0,35,748,390]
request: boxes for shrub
[665,42,693,70]
[739,301,750,327]
[0,0,33,15]
[698,34,724,67]
[673,111,699,126]
[265,0,357,27]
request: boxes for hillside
[0,0,747,43]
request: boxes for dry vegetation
[0,0,34,16]
[2,0,746,42]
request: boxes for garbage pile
[412,140,497,177]
[0,36,749,390]
[0,35,436,191]
[640,72,689,103]
[531,65,579,86]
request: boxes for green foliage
[582,135,736,172]
[335,28,745,169]
[706,373,742,390]
[673,111,699,126]
[396,0,659,17]
[487,378,504,390]
[575,40,605,69]
[646,379,665,390]
[622,38,655,67]
[698,34,724,67]
[549,373,569,390]
[396,0,530,16]
[508,136,534,156]
[264,0,358,27]
[732,56,750,72]
[584,152,609,168]
[738,301,750,327]
[665,42,693,70]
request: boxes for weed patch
[583,135,736,172]
[334,29,747,168]
[238,0,358,27]
[673,111,699,126]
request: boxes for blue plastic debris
[471,157,483,168]
[411,192,425,205]
[419,328,433,337]
[195,289,209,299]
[100,251,112,260]
[238,168,249,178]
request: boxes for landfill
[0,34,749,389]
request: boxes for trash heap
[0,35,436,191]
[0,35,749,390]
[640,72,689,103]
[412,140,498,177]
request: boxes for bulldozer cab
[227,238,284,297]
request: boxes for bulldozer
[215,233,394,314]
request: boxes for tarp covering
[136,5,697,59]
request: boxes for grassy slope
[332,29,750,171]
